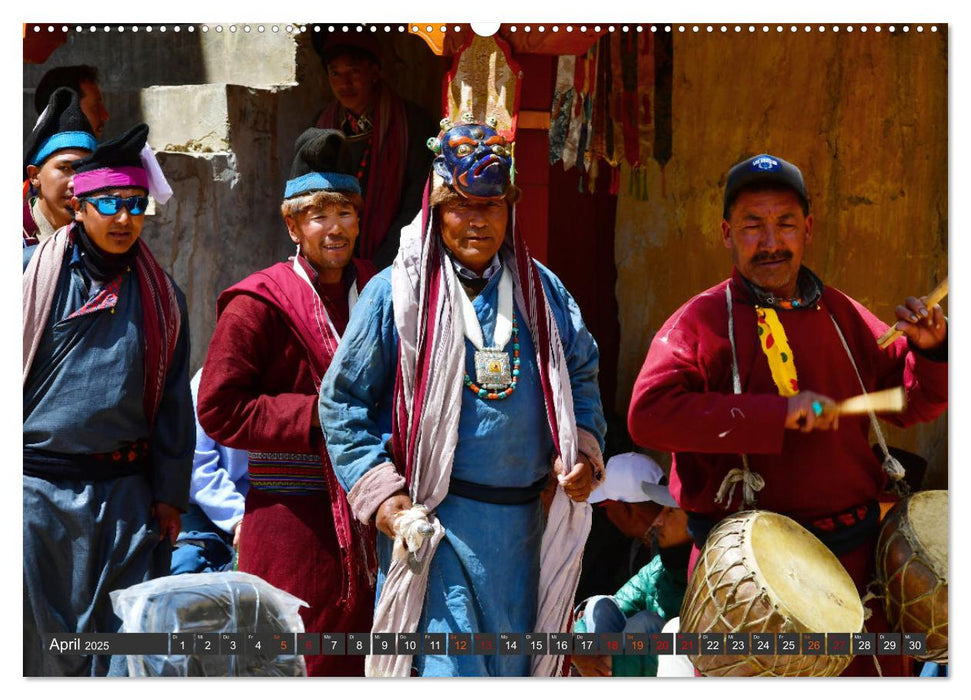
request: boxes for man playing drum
[627,153,948,676]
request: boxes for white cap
[589,452,671,505]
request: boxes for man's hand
[232,520,242,550]
[893,295,947,351]
[553,453,595,502]
[375,490,414,539]
[152,502,182,545]
[784,391,839,433]
[572,654,611,677]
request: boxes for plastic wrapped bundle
[110,571,307,677]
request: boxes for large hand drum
[876,490,948,662]
[679,510,863,676]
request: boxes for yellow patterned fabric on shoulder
[755,307,800,397]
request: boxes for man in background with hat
[575,451,665,604]
[23,87,97,246]
[627,153,948,676]
[319,117,606,677]
[573,475,691,677]
[313,33,437,270]
[23,123,192,675]
[34,64,110,139]
[197,128,377,676]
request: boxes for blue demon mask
[429,122,512,200]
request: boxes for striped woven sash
[248,451,326,495]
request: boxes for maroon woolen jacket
[628,268,947,522]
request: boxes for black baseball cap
[723,153,809,218]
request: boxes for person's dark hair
[723,181,810,220]
[34,65,100,114]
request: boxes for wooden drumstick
[835,387,905,416]
[877,277,948,349]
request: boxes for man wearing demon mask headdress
[319,116,607,677]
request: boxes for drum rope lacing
[717,285,765,510]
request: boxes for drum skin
[876,490,948,663]
[679,510,863,676]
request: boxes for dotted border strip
[27,24,941,35]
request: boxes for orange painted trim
[409,23,449,56]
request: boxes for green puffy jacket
[574,555,687,676]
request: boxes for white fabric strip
[139,142,174,204]
[455,265,512,350]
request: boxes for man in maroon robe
[627,153,947,676]
[197,129,376,676]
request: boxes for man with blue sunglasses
[23,123,192,676]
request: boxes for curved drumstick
[877,278,948,349]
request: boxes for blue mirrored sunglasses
[80,195,149,216]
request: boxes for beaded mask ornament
[427,114,511,200]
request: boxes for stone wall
[613,28,948,486]
[25,26,446,374]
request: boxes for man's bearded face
[433,124,511,200]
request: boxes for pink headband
[73,166,149,196]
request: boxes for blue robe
[319,261,605,676]
[22,244,193,676]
